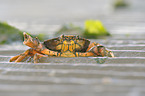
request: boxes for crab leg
[9,55,21,62]
[33,53,47,63]
[40,49,59,56]
[10,49,39,62]
[10,49,31,62]
[76,52,95,57]
[15,54,28,62]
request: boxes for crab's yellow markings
[60,40,77,57]
[56,44,61,50]
[69,40,75,52]
[61,40,68,52]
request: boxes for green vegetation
[55,23,83,36]
[0,22,47,44]
[83,20,110,38]
[0,22,23,44]
[25,32,47,41]
[114,0,128,8]
[56,20,110,39]
[0,20,110,44]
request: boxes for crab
[10,32,114,63]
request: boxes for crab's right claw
[23,32,34,47]
[23,32,40,48]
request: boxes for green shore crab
[10,32,114,63]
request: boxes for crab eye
[76,35,79,39]
[60,34,65,38]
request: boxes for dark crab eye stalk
[60,34,65,38]
[59,34,65,41]
[76,35,79,39]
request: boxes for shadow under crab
[10,32,114,63]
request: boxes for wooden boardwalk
[1,0,145,96]
[0,36,145,96]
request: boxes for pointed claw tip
[23,32,28,36]
[111,53,115,58]
[108,51,114,57]
[23,32,26,36]
[23,32,30,40]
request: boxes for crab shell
[43,35,90,52]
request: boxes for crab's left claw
[98,46,114,57]
[106,50,114,57]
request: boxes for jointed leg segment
[10,49,40,62]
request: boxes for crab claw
[23,32,33,47]
[23,32,40,49]
[100,47,114,57]
[89,45,114,57]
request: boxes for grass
[0,22,47,44]
[114,0,128,8]
[0,22,23,44]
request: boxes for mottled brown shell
[43,35,90,52]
